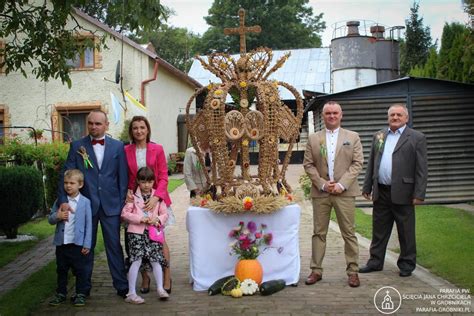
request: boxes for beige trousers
[310,195,359,275]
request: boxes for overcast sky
[160,0,468,47]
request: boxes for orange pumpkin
[235,259,263,284]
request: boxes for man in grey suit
[359,103,427,277]
[303,101,364,287]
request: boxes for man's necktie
[91,139,105,145]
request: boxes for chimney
[370,25,385,39]
[346,21,360,36]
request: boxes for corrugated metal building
[305,77,474,204]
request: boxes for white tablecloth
[186,204,301,291]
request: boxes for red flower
[255,232,262,238]
[240,238,252,250]
[200,199,208,207]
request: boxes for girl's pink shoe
[125,293,145,304]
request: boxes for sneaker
[73,294,86,307]
[158,289,169,300]
[124,293,145,304]
[49,293,67,306]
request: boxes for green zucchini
[259,279,286,296]
[208,275,234,296]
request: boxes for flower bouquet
[228,221,272,260]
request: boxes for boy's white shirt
[63,193,81,244]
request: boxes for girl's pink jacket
[121,188,169,234]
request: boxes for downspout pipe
[140,59,160,105]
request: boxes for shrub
[167,159,177,174]
[119,119,131,144]
[0,140,69,209]
[38,143,69,207]
[0,166,43,238]
[299,173,311,199]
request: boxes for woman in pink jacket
[121,167,169,303]
[124,116,173,294]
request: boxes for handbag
[148,225,165,244]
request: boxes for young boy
[48,169,92,307]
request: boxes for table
[186,204,301,291]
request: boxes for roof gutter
[140,59,159,105]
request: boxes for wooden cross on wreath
[223,8,261,55]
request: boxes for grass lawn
[331,205,474,291]
[0,179,184,315]
[0,218,55,268]
[0,229,105,316]
[168,178,184,193]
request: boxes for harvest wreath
[185,8,303,214]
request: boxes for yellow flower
[243,196,253,211]
[207,83,214,90]
[242,139,249,146]
[243,196,253,203]
[239,81,247,88]
[214,89,223,96]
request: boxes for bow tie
[91,139,105,145]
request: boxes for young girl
[121,167,169,304]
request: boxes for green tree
[195,0,326,54]
[437,22,473,83]
[437,22,466,79]
[409,46,438,78]
[400,2,433,76]
[461,29,474,83]
[134,25,201,72]
[0,0,167,87]
[462,0,473,24]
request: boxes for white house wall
[146,67,196,158]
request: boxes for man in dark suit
[303,101,364,288]
[57,110,129,297]
[359,103,427,277]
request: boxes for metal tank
[331,21,377,93]
[371,25,401,83]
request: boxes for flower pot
[235,259,263,285]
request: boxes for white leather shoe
[158,289,169,300]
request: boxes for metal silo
[331,21,377,93]
[371,25,401,83]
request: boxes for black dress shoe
[140,277,151,294]
[399,271,412,277]
[117,288,129,298]
[359,266,382,273]
[164,279,172,294]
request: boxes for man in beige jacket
[303,101,363,288]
